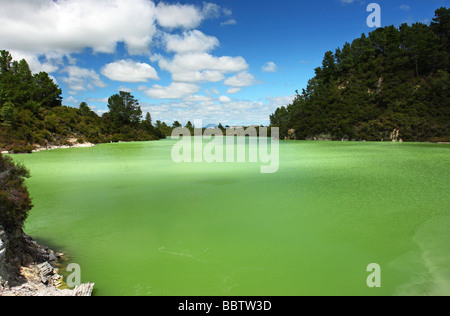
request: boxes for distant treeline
[270,7,449,142]
[157,121,274,137]
[0,50,166,153]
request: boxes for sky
[0,0,448,126]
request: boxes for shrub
[0,154,33,234]
[8,142,35,154]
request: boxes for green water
[9,139,450,296]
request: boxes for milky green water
[10,139,450,296]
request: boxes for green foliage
[270,8,450,142]
[107,92,143,129]
[0,102,17,126]
[0,50,164,151]
[0,154,32,234]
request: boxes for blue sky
[0,0,448,126]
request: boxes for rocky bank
[0,228,94,296]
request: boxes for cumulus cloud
[226,87,242,94]
[0,0,263,123]
[61,66,106,94]
[0,0,158,56]
[219,96,232,103]
[65,96,79,105]
[142,94,291,126]
[224,72,256,93]
[101,60,159,83]
[160,52,248,74]
[155,2,202,29]
[0,0,229,59]
[171,70,225,83]
[164,30,219,54]
[262,61,278,73]
[9,50,61,74]
[158,52,249,83]
[141,82,201,99]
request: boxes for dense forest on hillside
[0,51,165,153]
[271,7,449,142]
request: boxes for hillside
[270,7,449,142]
[0,51,164,153]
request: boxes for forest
[270,7,449,142]
[0,51,165,153]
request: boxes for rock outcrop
[0,228,94,296]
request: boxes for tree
[0,154,32,236]
[430,7,450,71]
[107,91,143,128]
[142,112,154,134]
[172,121,182,128]
[185,121,193,129]
[270,9,450,142]
[0,50,13,75]
[79,102,92,116]
[320,51,337,84]
[32,72,62,108]
[0,102,17,126]
[145,112,152,126]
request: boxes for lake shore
[0,230,94,296]
[1,142,95,155]
[32,142,96,153]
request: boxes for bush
[8,142,35,154]
[0,154,33,234]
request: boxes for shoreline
[1,139,448,155]
[32,142,96,153]
[1,142,96,155]
[0,232,94,296]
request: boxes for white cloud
[158,52,248,83]
[0,0,158,56]
[9,50,61,74]
[266,95,296,111]
[224,72,256,88]
[61,66,106,94]
[117,86,135,93]
[101,60,159,83]
[141,82,201,99]
[141,95,286,126]
[0,0,235,81]
[226,87,242,94]
[219,96,231,103]
[160,52,248,74]
[183,95,214,103]
[202,3,222,19]
[262,61,278,73]
[164,30,219,54]
[65,96,79,105]
[171,70,225,83]
[155,2,203,29]
[86,97,109,104]
[221,19,237,26]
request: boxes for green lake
[10,139,450,296]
